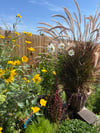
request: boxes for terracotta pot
[65,90,88,112]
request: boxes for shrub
[25,117,57,133]
[44,90,63,123]
[56,119,98,133]
[86,84,100,114]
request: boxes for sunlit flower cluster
[3,68,17,85]
[32,74,41,84]
[23,31,32,37]
[31,99,47,114]
[8,60,20,66]
[23,77,30,83]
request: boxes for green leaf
[25,110,29,116]
[17,102,24,108]
[0,83,5,89]
[35,112,43,116]
[26,100,29,105]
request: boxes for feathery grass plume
[38,0,100,43]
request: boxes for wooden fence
[0,29,51,65]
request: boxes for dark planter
[65,90,88,112]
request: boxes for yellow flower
[16,44,20,47]
[12,40,15,42]
[3,68,16,85]
[32,74,41,84]
[17,13,22,18]
[23,77,27,80]
[98,112,100,115]
[25,40,32,44]
[14,60,20,65]
[27,32,32,37]
[10,69,17,76]
[23,78,30,83]
[0,127,3,133]
[23,31,27,34]
[41,69,47,73]
[31,106,40,113]
[40,99,47,106]
[53,71,56,75]
[26,80,30,83]
[4,90,7,92]
[8,60,20,66]
[0,68,5,78]
[8,61,14,65]
[4,75,14,85]
[22,56,28,63]
[15,31,20,36]
[27,47,35,51]
[23,31,32,37]
[7,36,11,39]
[0,35,4,39]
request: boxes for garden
[0,0,100,133]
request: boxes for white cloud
[28,0,63,12]
[43,1,63,12]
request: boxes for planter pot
[65,90,88,112]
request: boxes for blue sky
[0,0,100,34]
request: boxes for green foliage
[60,91,66,103]
[25,117,57,133]
[0,15,44,132]
[0,89,35,132]
[86,84,100,114]
[39,54,56,94]
[56,119,98,133]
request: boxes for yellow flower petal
[31,106,40,113]
[25,40,32,44]
[21,56,28,63]
[0,127,3,131]
[27,47,35,51]
[0,35,4,39]
[15,31,20,36]
[41,69,47,73]
[17,13,22,18]
[53,71,56,75]
[32,74,41,84]
[40,99,47,106]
